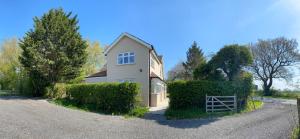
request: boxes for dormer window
[118,52,135,65]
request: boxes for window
[118,52,135,65]
[151,58,155,69]
[118,79,134,83]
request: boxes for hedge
[48,82,140,114]
[168,73,253,110]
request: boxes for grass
[165,100,264,120]
[291,126,300,139]
[49,98,149,118]
[165,107,235,120]
[241,99,264,113]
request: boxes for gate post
[234,94,237,113]
[297,98,300,127]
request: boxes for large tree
[19,8,87,96]
[210,44,253,81]
[250,37,300,96]
[182,41,206,80]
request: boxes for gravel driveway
[0,96,297,139]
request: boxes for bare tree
[167,61,186,81]
[250,37,300,96]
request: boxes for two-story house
[85,33,167,107]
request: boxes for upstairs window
[118,52,135,65]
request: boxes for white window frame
[117,52,135,65]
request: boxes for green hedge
[168,73,253,109]
[66,82,140,113]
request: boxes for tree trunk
[263,81,272,96]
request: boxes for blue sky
[1,0,300,89]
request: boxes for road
[0,96,297,139]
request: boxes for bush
[45,83,67,99]
[66,82,140,114]
[168,74,253,110]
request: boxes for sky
[0,0,300,89]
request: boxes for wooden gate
[206,95,237,113]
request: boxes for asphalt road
[0,96,297,139]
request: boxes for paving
[0,96,297,139]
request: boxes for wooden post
[234,94,237,113]
[212,96,214,112]
[206,94,207,113]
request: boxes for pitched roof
[86,65,107,78]
[104,32,152,54]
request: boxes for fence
[206,95,237,113]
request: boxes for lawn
[165,100,264,120]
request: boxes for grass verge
[165,100,264,120]
[49,99,149,118]
[241,100,264,113]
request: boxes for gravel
[0,96,297,139]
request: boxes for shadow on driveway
[142,109,220,129]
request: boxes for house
[85,33,167,107]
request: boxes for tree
[167,61,185,81]
[193,61,226,81]
[84,40,105,75]
[19,8,87,96]
[0,38,21,90]
[210,44,252,81]
[182,41,206,80]
[250,37,300,96]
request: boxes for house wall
[150,52,164,79]
[150,78,167,107]
[85,77,107,83]
[106,36,150,106]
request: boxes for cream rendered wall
[150,52,164,79]
[106,36,150,106]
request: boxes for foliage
[66,82,140,114]
[250,37,300,96]
[167,61,186,81]
[45,83,67,99]
[210,44,253,81]
[193,61,226,81]
[241,100,263,113]
[126,106,149,118]
[182,41,206,80]
[291,126,300,139]
[255,89,300,99]
[0,38,22,90]
[168,77,253,110]
[84,40,105,76]
[19,8,87,96]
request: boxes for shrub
[45,83,67,99]
[66,82,140,114]
[168,75,253,110]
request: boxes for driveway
[0,96,297,139]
